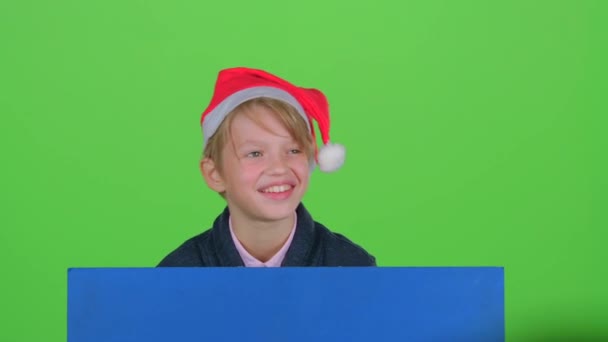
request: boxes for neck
[229,211,295,262]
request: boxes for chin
[258,202,299,221]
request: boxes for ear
[200,157,226,193]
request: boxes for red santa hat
[200,67,345,172]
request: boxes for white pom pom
[318,143,345,172]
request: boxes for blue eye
[247,151,262,158]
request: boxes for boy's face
[202,106,311,224]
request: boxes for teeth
[262,185,292,193]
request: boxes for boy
[158,67,376,267]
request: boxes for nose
[266,152,289,175]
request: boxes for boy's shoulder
[312,221,377,266]
[157,230,213,267]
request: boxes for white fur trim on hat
[202,86,311,146]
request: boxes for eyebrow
[238,138,297,146]
[237,140,265,147]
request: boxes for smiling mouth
[260,184,293,193]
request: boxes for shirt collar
[229,213,297,267]
[211,203,317,267]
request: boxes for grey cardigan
[157,203,376,267]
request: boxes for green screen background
[1,0,606,340]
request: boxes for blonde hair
[203,97,315,173]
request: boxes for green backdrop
[1,0,606,341]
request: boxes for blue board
[68,267,504,341]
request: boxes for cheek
[221,157,258,189]
[236,161,265,183]
[292,158,312,180]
